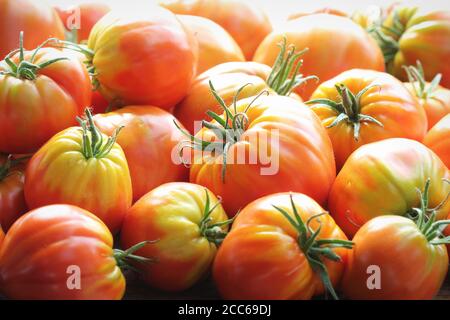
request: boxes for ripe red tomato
[0,39,91,154]
[121,182,230,292]
[178,15,245,75]
[342,213,449,299]
[329,138,450,237]
[0,155,27,231]
[253,14,385,100]
[213,193,352,300]
[74,4,198,110]
[187,91,336,216]
[159,0,272,60]
[55,2,110,43]
[423,114,450,169]
[0,205,128,299]
[308,69,427,169]
[94,106,189,202]
[0,0,65,59]
[24,109,132,234]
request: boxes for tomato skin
[0,0,65,59]
[329,138,450,237]
[423,114,450,169]
[120,182,229,292]
[213,193,348,300]
[87,5,198,110]
[310,69,427,169]
[288,7,348,21]
[24,127,132,234]
[159,0,272,60]
[404,82,450,130]
[94,106,189,202]
[55,2,111,43]
[342,216,448,300]
[0,49,91,154]
[174,61,272,133]
[253,14,385,100]
[0,205,125,300]
[178,15,245,75]
[190,95,336,215]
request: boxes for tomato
[0,0,65,59]
[24,109,132,234]
[253,14,385,100]
[0,155,27,231]
[403,62,450,129]
[175,40,312,134]
[94,106,189,202]
[61,4,198,110]
[55,2,111,43]
[121,182,230,292]
[0,37,91,154]
[159,0,272,60]
[307,69,427,169]
[424,114,450,169]
[329,138,450,237]
[342,205,449,299]
[213,193,352,300]
[184,89,335,216]
[288,7,348,21]
[0,204,149,300]
[374,6,450,88]
[91,90,110,114]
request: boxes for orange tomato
[0,205,127,299]
[187,92,336,216]
[213,193,352,300]
[308,69,427,169]
[159,0,272,60]
[121,182,230,292]
[24,109,132,234]
[177,15,245,75]
[0,0,65,59]
[423,114,450,169]
[288,7,348,21]
[94,106,189,202]
[83,4,198,110]
[253,14,385,100]
[329,138,450,237]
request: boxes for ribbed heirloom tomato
[329,138,450,237]
[121,182,231,292]
[0,35,91,154]
[94,106,189,202]
[60,3,198,110]
[159,0,272,60]
[24,109,132,234]
[424,114,450,169]
[213,193,353,300]
[307,69,427,169]
[178,15,245,75]
[253,14,385,100]
[0,0,64,59]
[0,205,151,300]
[183,86,335,215]
[0,155,27,231]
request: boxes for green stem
[113,241,158,272]
[403,61,442,99]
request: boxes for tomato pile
[0,0,449,300]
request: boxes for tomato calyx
[403,61,442,100]
[272,194,354,300]
[114,240,158,272]
[175,82,269,182]
[407,179,450,245]
[0,154,29,181]
[0,32,69,81]
[306,83,383,141]
[77,108,123,159]
[198,189,235,246]
[266,38,318,96]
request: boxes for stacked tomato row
[0,0,449,300]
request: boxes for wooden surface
[124,271,450,300]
